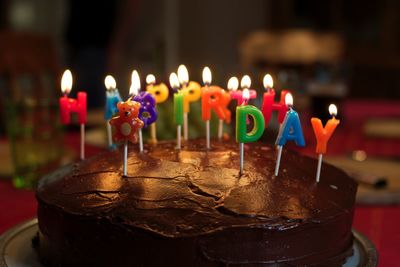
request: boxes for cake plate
[0,218,378,267]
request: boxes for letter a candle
[170,72,183,149]
[274,93,305,176]
[311,104,340,182]
[236,89,265,175]
[59,69,87,160]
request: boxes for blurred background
[0,0,399,265]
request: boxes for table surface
[0,133,399,267]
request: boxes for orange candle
[311,104,340,154]
[311,104,340,182]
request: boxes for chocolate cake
[35,140,357,266]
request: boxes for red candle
[59,69,87,159]
[229,75,257,105]
[59,70,87,125]
[261,74,289,128]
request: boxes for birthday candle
[146,74,169,143]
[178,64,201,141]
[274,93,305,176]
[104,75,122,149]
[201,67,226,149]
[129,70,145,153]
[170,72,183,149]
[59,69,87,160]
[230,75,257,105]
[236,89,265,175]
[109,100,144,176]
[261,74,289,128]
[311,104,340,182]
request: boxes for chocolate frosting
[36,140,357,266]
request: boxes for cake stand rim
[0,218,378,267]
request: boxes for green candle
[174,92,184,126]
[236,105,265,143]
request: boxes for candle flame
[240,75,251,89]
[263,74,273,89]
[146,74,156,85]
[285,93,293,107]
[202,66,212,85]
[130,70,140,96]
[177,64,189,86]
[243,88,250,101]
[104,75,116,90]
[329,104,337,117]
[61,69,72,94]
[227,76,239,91]
[169,72,180,90]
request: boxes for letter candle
[146,74,169,143]
[236,89,265,175]
[274,93,305,176]
[201,67,226,149]
[59,69,87,160]
[129,70,144,152]
[261,74,289,129]
[311,104,340,182]
[178,65,201,141]
[218,86,231,140]
[104,75,122,149]
[230,75,257,105]
[170,72,183,149]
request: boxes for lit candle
[146,74,169,143]
[170,72,183,149]
[109,100,144,176]
[311,104,340,182]
[230,75,257,105]
[104,75,122,149]
[201,66,226,149]
[274,93,305,176]
[129,70,145,153]
[59,69,87,160]
[236,89,265,175]
[178,64,201,141]
[218,85,231,140]
[261,74,289,128]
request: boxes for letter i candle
[236,89,265,175]
[170,72,183,149]
[311,104,340,182]
[274,93,305,176]
[59,69,87,160]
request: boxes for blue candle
[104,75,122,149]
[274,93,305,176]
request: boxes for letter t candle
[59,69,87,160]
[311,104,340,183]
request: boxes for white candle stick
[218,119,223,140]
[123,140,128,176]
[316,154,323,183]
[176,125,181,149]
[183,113,188,141]
[274,145,283,176]
[138,128,143,152]
[80,123,85,160]
[206,120,210,149]
[106,121,113,148]
[239,142,244,175]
